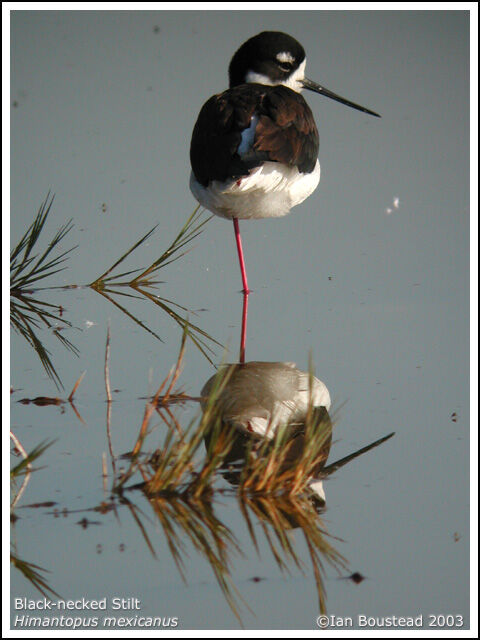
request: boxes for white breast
[190,159,320,220]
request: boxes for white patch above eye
[276,51,295,64]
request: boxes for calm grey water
[10,9,470,632]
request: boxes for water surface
[10,9,470,632]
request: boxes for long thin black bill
[321,431,395,475]
[302,77,381,118]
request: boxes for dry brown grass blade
[238,493,348,615]
[132,377,170,460]
[144,492,247,623]
[104,327,112,403]
[150,498,188,581]
[67,371,87,425]
[116,326,191,490]
[10,431,32,510]
[103,327,117,476]
[190,429,235,499]
[156,404,183,437]
[142,361,238,496]
[237,495,260,556]
[11,553,60,599]
[68,370,86,403]
[305,533,327,614]
[162,327,187,405]
[235,405,334,497]
[257,498,301,572]
[102,453,108,493]
[122,498,157,559]
[69,400,86,426]
[114,368,179,493]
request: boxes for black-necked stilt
[190,31,380,293]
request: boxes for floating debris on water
[385,196,400,215]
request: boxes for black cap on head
[228,31,306,88]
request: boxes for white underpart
[308,479,326,503]
[245,58,307,94]
[190,159,320,220]
[236,373,331,439]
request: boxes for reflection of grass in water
[94,283,221,364]
[10,291,79,389]
[119,479,346,619]
[239,494,348,614]
[16,372,86,425]
[10,193,78,389]
[11,437,59,597]
[89,206,221,362]
[119,479,341,620]
[11,554,60,598]
[145,494,245,623]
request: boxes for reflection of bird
[190,31,380,292]
[202,361,330,437]
[201,361,332,503]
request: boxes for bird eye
[278,62,293,73]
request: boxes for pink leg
[233,218,251,294]
[239,290,249,364]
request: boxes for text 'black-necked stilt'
[190,31,380,293]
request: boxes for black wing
[190,84,319,187]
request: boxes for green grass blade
[89,226,158,286]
